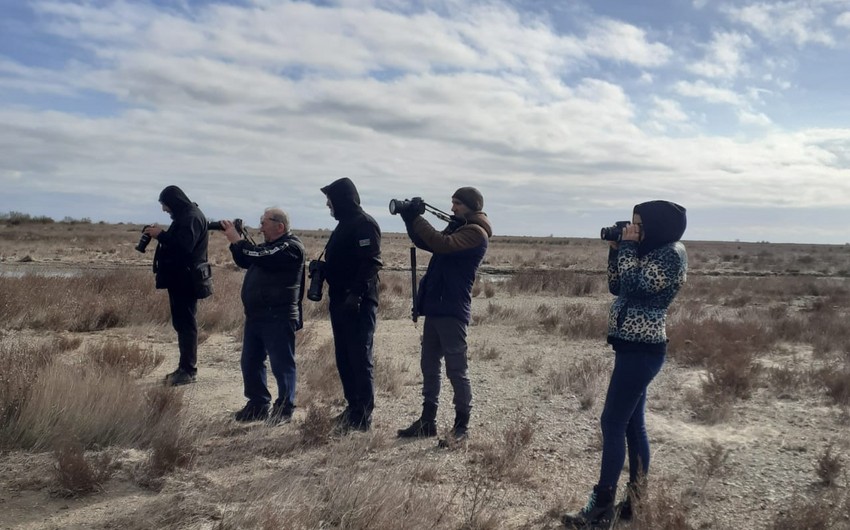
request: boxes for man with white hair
[220,207,306,424]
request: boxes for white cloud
[724,2,835,47]
[688,31,753,79]
[673,79,744,105]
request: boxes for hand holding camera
[389,197,426,222]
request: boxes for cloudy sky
[2,0,850,243]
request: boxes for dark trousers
[168,287,198,375]
[421,316,472,414]
[598,344,666,489]
[241,317,297,409]
[328,297,377,424]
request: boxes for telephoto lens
[600,221,631,242]
[135,225,153,253]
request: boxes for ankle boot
[397,402,438,438]
[561,485,616,529]
[616,481,641,521]
[438,410,470,448]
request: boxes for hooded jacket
[152,186,210,291]
[321,178,382,302]
[407,211,492,324]
[607,200,687,346]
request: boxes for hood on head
[321,177,361,219]
[159,185,194,214]
[633,200,686,255]
[465,211,493,238]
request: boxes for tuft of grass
[546,355,610,409]
[470,413,536,482]
[53,440,113,497]
[298,405,335,447]
[815,444,843,487]
[85,339,165,378]
[629,477,694,530]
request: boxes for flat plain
[1,219,849,529]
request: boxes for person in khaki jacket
[396,187,492,447]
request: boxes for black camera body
[600,221,631,242]
[307,260,326,302]
[388,197,426,217]
[135,225,153,253]
[209,218,243,233]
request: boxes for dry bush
[504,270,602,297]
[476,342,501,360]
[520,353,543,374]
[770,490,850,530]
[700,348,761,401]
[470,413,536,482]
[483,282,496,298]
[683,387,734,425]
[817,364,850,406]
[298,404,335,447]
[668,314,774,368]
[629,478,694,530]
[0,335,78,432]
[53,440,113,497]
[693,439,730,485]
[374,357,407,397]
[816,444,844,487]
[85,339,165,378]
[546,355,611,409]
[765,364,809,399]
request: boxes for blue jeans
[241,317,297,409]
[598,344,666,489]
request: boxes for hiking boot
[268,401,294,425]
[561,485,616,529]
[164,369,196,387]
[234,403,270,422]
[616,482,640,521]
[397,402,438,438]
[437,410,469,448]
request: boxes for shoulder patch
[358,238,371,247]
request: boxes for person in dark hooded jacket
[395,187,492,447]
[145,185,211,386]
[318,177,382,432]
[563,200,687,528]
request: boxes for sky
[2,0,850,244]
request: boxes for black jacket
[230,233,306,322]
[321,178,382,303]
[153,186,209,292]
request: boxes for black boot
[438,410,469,448]
[397,402,438,438]
[616,481,640,521]
[561,485,616,529]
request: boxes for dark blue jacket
[153,185,209,292]
[407,211,492,324]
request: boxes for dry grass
[815,444,844,487]
[470,413,536,482]
[85,339,165,378]
[546,355,611,409]
[52,440,113,497]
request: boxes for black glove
[399,207,419,224]
[343,292,362,313]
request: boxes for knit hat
[452,187,484,212]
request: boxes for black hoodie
[320,178,382,302]
[633,200,687,257]
[153,185,210,291]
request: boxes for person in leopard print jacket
[563,200,687,529]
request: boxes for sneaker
[234,403,270,422]
[164,369,196,386]
[268,402,294,425]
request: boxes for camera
[307,260,326,302]
[135,225,153,253]
[600,221,631,242]
[388,197,426,217]
[209,218,243,233]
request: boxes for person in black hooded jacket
[318,177,382,432]
[144,185,211,386]
[562,200,687,528]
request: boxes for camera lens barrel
[135,226,153,253]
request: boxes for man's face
[259,214,285,242]
[326,197,334,217]
[451,198,471,219]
